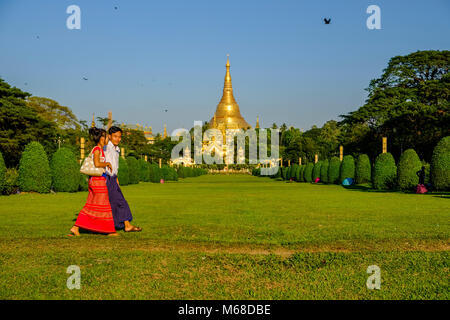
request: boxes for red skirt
[75,176,116,233]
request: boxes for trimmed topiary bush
[126,157,140,184]
[291,164,299,181]
[320,159,329,184]
[50,147,79,192]
[299,165,305,182]
[281,166,288,180]
[431,136,450,191]
[118,157,129,186]
[79,172,88,191]
[18,142,52,193]
[304,163,314,182]
[355,154,371,184]
[339,155,355,184]
[150,163,162,183]
[138,159,150,182]
[328,157,340,184]
[0,151,5,193]
[312,161,322,182]
[373,152,397,190]
[397,149,422,191]
[2,168,18,195]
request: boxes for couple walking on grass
[69,126,142,236]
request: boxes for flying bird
[82,77,88,81]
[114,6,118,10]
[324,18,331,24]
[36,35,40,39]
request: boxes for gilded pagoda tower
[208,55,251,132]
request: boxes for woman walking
[69,127,118,236]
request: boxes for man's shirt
[104,141,120,176]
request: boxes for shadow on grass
[342,184,450,198]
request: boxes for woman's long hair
[89,127,107,144]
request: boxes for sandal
[124,226,142,232]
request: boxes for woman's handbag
[80,150,105,176]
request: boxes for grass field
[0,174,448,299]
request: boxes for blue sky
[0,0,449,134]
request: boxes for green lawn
[0,174,448,299]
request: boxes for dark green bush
[304,163,314,182]
[299,165,305,182]
[373,152,397,190]
[0,151,5,193]
[339,155,355,184]
[150,163,162,183]
[328,157,340,184]
[295,165,302,181]
[281,166,287,180]
[290,164,299,181]
[118,157,129,186]
[397,149,422,191]
[79,172,88,191]
[312,161,322,182]
[287,166,293,180]
[355,154,371,184]
[320,159,329,184]
[2,168,18,195]
[431,136,450,191]
[161,165,176,181]
[50,147,79,192]
[18,142,52,193]
[138,159,150,182]
[126,157,140,184]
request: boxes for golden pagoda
[208,55,251,132]
[91,113,95,128]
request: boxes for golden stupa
[208,55,251,132]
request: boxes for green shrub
[304,163,314,182]
[431,136,450,191]
[312,161,322,182]
[397,149,422,191]
[373,152,397,190]
[138,159,150,182]
[355,154,371,184]
[126,157,140,184]
[299,165,305,182]
[328,157,340,184]
[320,159,329,183]
[295,165,301,181]
[291,164,299,181]
[2,168,18,195]
[118,157,129,186]
[79,172,88,191]
[0,151,5,193]
[339,155,355,184]
[281,166,287,180]
[150,163,162,183]
[161,165,174,180]
[287,166,293,180]
[273,166,281,179]
[18,142,52,193]
[50,147,79,192]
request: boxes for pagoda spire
[91,113,95,128]
[256,116,260,129]
[208,54,250,130]
[163,124,167,138]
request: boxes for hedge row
[250,135,450,191]
[0,142,209,195]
